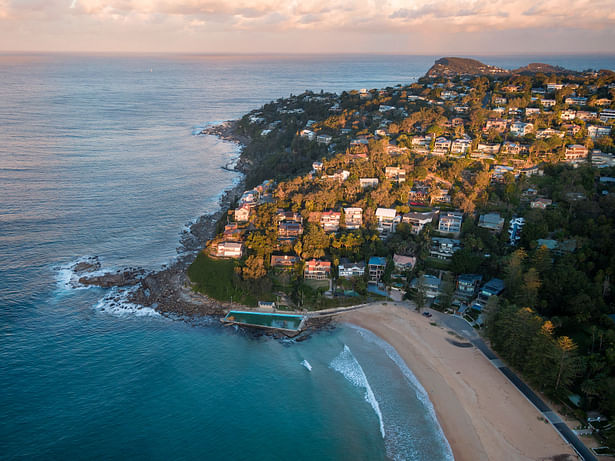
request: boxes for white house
[375,208,399,237]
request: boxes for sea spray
[330,344,386,438]
[348,324,455,461]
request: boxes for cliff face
[425,57,575,78]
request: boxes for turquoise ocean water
[1,54,614,460]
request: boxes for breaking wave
[330,344,385,438]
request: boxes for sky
[1,0,615,54]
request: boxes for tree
[549,336,583,394]
[242,255,267,280]
[522,268,541,307]
[413,273,427,312]
[438,272,455,311]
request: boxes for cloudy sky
[1,0,614,53]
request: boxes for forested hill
[425,57,574,78]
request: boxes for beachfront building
[320,211,341,232]
[478,213,505,232]
[430,237,461,260]
[474,278,505,310]
[375,208,399,238]
[338,260,366,278]
[215,241,243,259]
[368,256,387,282]
[343,207,363,230]
[270,255,300,270]
[456,274,483,300]
[438,211,463,235]
[303,259,331,280]
[402,211,438,235]
[411,274,441,299]
[385,167,406,183]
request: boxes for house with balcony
[375,208,399,237]
[234,205,251,223]
[360,177,379,189]
[304,259,331,280]
[368,256,387,282]
[456,274,483,300]
[433,137,451,155]
[343,207,363,230]
[509,121,534,137]
[402,211,438,234]
[278,222,303,240]
[338,259,366,278]
[438,211,463,235]
[564,144,588,162]
[270,255,300,270]
[320,211,341,232]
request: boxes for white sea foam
[330,344,385,438]
[54,256,102,291]
[347,324,454,461]
[94,287,161,318]
[301,359,312,371]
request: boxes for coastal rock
[72,257,101,274]
[79,268,145,288]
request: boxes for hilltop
[425,57,575,78]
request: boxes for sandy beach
[341,302,577,461]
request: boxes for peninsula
[77,57,615,459]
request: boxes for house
[393,254,416,272]
[599,109,615,123]
[525,107,541,116]
[324,170,350,182]
[270,255,300,269]
[492,164,517,182]
[592,152,615,168]
[234,206,251,223]
[215,241,243,259]
[540,99,556,107]
[317,134,333,145]
[304,259,331,280]
[456,274,482,300]
[375,208,399,237]
[588,125,611,140]
[474,278,505,310]
[411,274,441,298]
[312,161,324,172]
[278,222,303,239]
[379,104,395,112]
[430,237,461,260]
[562,123,581,136]
[300,129,316,140]
[320,211,341,232]
[277,211,302,224]
[402,211,438,234]
[450,137,472,154]
[484,118,508,132]
[438,211,463,235]
[257,301,275,310]
[385,167,406,183]
[412,135,432,147]
[547,83,564,91]
[560,109,577,121]
[510,121,534,137]
[564,144,588,162]
[537,238,577,255]
[565,96,588,106]
[536,128,564,139]
[343,207,363,230]
[476,143,501,155]
[368,256,387,282]
[433,137,451,154]
[478,213,505,232]
[508,217,525,245]
[338,260,366,278]
[531,198,553,209]
[360,177,379,189]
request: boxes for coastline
[341,302,577,461]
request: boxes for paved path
[429,310,597,461]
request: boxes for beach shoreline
[340,302,577,461]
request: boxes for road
[430,310,598,461]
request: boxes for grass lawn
[187,251,259,306]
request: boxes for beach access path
[341,302,579,461]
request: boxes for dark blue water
[1,54,613,460]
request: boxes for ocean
[1,53,614,460]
